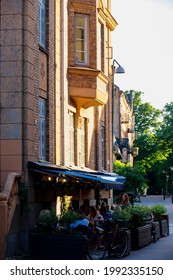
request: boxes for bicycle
[143,214,157,243]
[87,218,128,260]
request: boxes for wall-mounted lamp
[112,59,125,74]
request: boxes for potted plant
[150,204,169,236]
[29,209,89,260]
[59,210,81,232]
[111,209,131,226]
[128,205,153,250]
[150,204,167,221]
[36,209,58,233]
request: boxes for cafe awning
[27,161,125,190]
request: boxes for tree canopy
[114,91,173,195]
[132,92,173,194]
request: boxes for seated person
[87,205,104,226]
[70,211,89,229]
[120,193,132,209]
[100,205,111,219]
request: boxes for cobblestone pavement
[106,195,173,260]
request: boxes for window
[97,22,103,71]
[39,0,46,48]
[75,14,89,65]
[101,126,105,169]
[69,112,75,164]
[81,118,86,166]
[39,98,46,160]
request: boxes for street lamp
[112,59,125,159]
[112,59,125,74]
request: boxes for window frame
[39,0,46,48]
[97,21,103,71]
[74,13,89,66]
[39,98,46,160]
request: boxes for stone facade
[113,86,135,166]
[0,0,131,257]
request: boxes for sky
[111,0,173,109]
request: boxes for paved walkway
[108,195,173,260]
[120,233,173,260]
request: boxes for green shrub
[150,204,167,220]
[128,205,152,227]
[111,209,131,223]
[60,211,81,227]
[37,209,58,232]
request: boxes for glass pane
[76,28,85,40]
[76,40,84,51]
[76,17,85,28]
[76,51,85,62]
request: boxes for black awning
[27,161,125,190]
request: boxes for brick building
[0,0,128,258]
[113,86,135,166]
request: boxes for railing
[0,172,21,259]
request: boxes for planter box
[29,233,89,260]
[131,224,152,250]
[159,219,169,237]
[153,221,160,240]
[160,215,169,235]
[125,230,131,256]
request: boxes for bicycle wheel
[88,233,107,260]
[113,231,128,258]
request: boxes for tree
[113,161,148,195]
[133,92,172,194]
[114,92,173,194]
[132,91,161,136]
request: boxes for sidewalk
[119,233,173,260]
[106,194,173,260]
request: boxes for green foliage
[150,204,167,220]
[128,205,152,228]
[111,209,131,223]
[60,195,71,215]
[38,209,58,228]
[132,92,173,194]
[60,211,80,227]
[113,161,148,195]
[36,209,59,233]
[133,91,162,135]
[18,181,30,213]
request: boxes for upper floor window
[97,22,103,71]
[69,112,75,164]
[39,0,46,48]
[39,98,46,160]
[75,14,89,65]
[80,118,86,166]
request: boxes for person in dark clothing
[100,205,111,219]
